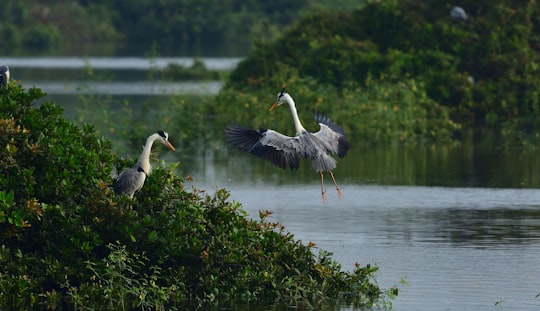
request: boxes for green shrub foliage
[219,0,540,144]
[0,83,392,309]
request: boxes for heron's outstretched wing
[225,124,300,169]
[312,110,350,157]
[114,166,146,197]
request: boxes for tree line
[0,0,363,56]
[214,0,540,145]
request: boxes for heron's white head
[269,88,293,111]
[156,130,176,151]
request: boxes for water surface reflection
[25,80,222,95]
[212,184,540,310]
[3,56,242,70]
[188,144,540,310]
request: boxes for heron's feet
[336,187,343,200]
[321,190,328,203]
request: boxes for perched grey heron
[114,130,175,198]
[0,65,9,87]
[450,6,468,21]
[225,88,350,202]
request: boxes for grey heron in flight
[114,130,175,198]
[0,65,9,87]
[225,88,350,202]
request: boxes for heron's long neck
[137,135,158,174]
[287,98,306,135]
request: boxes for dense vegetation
[5,0,540,145]
[0,83,395,309]
[212,0,540,145]
[0,0,363,56]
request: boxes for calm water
[2,56,242,70]
[193,147,540,311]
[6,56,239,96]
[214,185,540,311]
[7,57,540,310]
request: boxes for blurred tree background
[213,0,540,145]
[2,0,540,145]
[0,0,365,56]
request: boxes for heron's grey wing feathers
[225,124,300,169]
[313,110,345,135]
[114,166,146,197]
[312,110,350,157]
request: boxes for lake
[5,56,240,97]
[6,57,540,310]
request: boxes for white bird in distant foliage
[114,130,175,199]
[225,88,350,203]
[450,6,468,21]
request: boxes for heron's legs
[319,172,328,203]
[328,171,343,200]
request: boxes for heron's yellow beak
[165,140,176,151]
[269,101,280,111]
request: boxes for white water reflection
[23,80,223,95]
[7,56,239,96]
[2,56,243,70]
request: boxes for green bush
[222,0,540,145]
[214,64,459,144]
[162,59,224,81]
[22,25,62,51]
[0,83,394,308]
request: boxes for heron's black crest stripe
[157,130,166,138]
[279,88,286,97]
